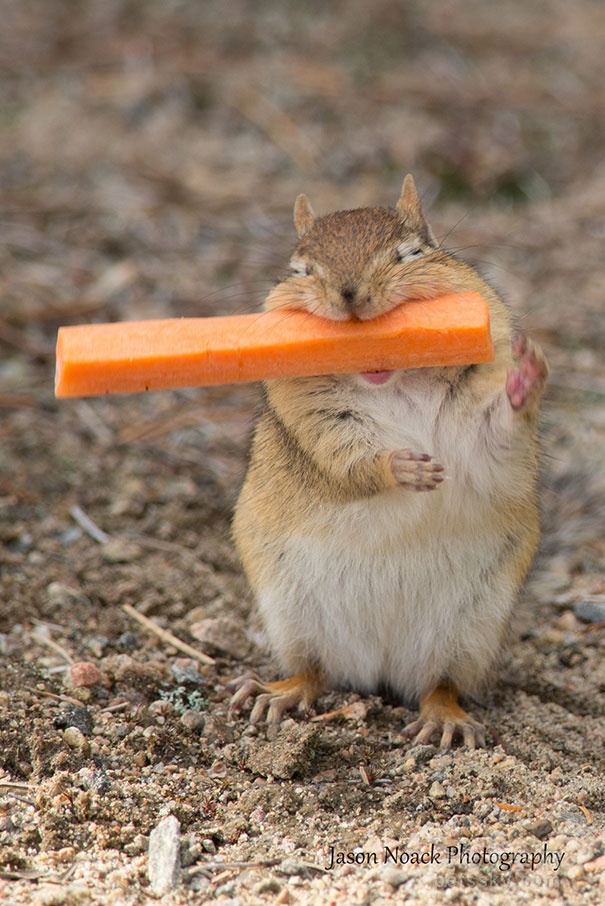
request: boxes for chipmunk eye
[395,241,425,263]
[289,258,312,277]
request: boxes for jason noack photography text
[325,842,565,873]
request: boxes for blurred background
[1,0,604,335]
[0,2,604,895]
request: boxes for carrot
[54,291,493,398]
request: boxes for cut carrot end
[54,292,494,398]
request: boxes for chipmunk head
[267,175,468,321]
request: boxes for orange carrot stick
[54,291,493,398]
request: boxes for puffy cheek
[386,268,462,304]
[264,277,323,312]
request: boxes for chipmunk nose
[341,285,357,308]
[341,284,372,317]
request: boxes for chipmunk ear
[294,194,315,238]
[396,175,438,246]
[397,174,422,215]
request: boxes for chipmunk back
[231,175,548,748]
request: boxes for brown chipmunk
[230,175,548,749]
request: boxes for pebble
[54,705,94,736]
[252,878,283,895]
[585,853,605,873]
[62,727,90,753]
[406,745,436,767]
[116,631,139,651]
[428,781,446,799]
[278,859,310,878]
[380,867,407,889]
[46,582,90,608]
[180,709,205,733]
[148,814,181,896]
[525,818,553,840]
[171,663,204,685]
[574,599,605,624]
[68,661,107,689]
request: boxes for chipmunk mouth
[359,370,394,385]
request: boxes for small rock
[557,610,581,632]
[35,886,68,906]
[180,709,205,733]
[148,700,174,719]
[148,814,181,896]
[116,631,139,651]
[47,582,90,608]
[84,636,109,658]
[77,765,111,795]
[526,818,553,840]
[405,744,436,766]
[62,727,90,753]
[278,859,311,878]
[253,878,282,895]
[54,705,94,736]
[574,599,605,624]
[171,663,203,685]
[428,781,446,799]
[380,866,406,889]
[576,846,598,865]
[69,661,107,689]
[585,853,605,873]
[124,833,148,856]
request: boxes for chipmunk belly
[252,371,532,702]
[256,488,516,702]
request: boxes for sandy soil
[1,2,604,903]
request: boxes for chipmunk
[230,175,548,749]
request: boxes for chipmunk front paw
[506,335,548,412]
[390,449,445,491]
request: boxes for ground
[1,2,604,904]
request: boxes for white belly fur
[255,373,521,702]
[257,493,515,701]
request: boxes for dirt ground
[1,2,604,904]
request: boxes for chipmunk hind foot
[402,682,486,751]
[229,670,323,725]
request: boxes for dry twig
[122,603,215,665]
[70,504,110,544]
[30,633,74,665]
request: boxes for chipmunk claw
[390,449,445,491]
[403,716,486,751]
[402,683,486,751]
[228,671,323,725]
[228,672,267,715]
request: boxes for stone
[148,814,181,896]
